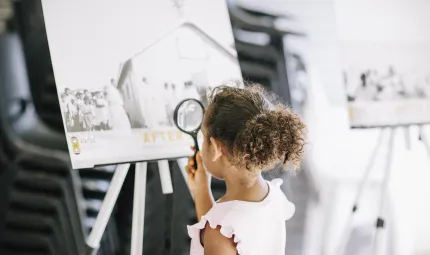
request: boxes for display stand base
[336,125,430,255]
[85,159,180,255]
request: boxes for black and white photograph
[342,42,430,128]
[59,81,131,133]
[42,0,243,169]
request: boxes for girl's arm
[194,185,214,221]
[203,225,237,255]
[185,150,214,221]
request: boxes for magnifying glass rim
[173,98,205,134]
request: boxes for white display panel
[41,0,243,169]
[343,42,430,128]
[337,0,430,129]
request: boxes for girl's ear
[209,137,223,161]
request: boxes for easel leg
[131,162,147,255]
[373,128,396,255]
[158,160,173,194]
[335,128,386,255]
[86,163,131,255]
[158,160,174,254]
[418,125,430,158]
[404,126,411,150]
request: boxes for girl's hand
[185,146,211,196]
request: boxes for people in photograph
[81,96,95,131]
[195,84,208,106]
[64,88,72,102]
[367,70,379,88]
[60,93,71,130]
[164,82,180,126]
[369,69,388,99]
[411,74,430,98]
[84,89,92,100]
[133,77,151,128]
[348,66,424,102]
[170,83,181,110]
[94,92,110,130]
[104,79,132,131]
[63,88,81,132]
[69,98,79,131]
[353,71,378,101]
[375,66,405,101]
[183,81,200,100]
[75,92,85,130]
[164,83,173,126]
[91,92,97,105]
[63,88,74,127]
[413,78,427,98]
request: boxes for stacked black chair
[0,153,85,255]
[0,26,86,255]
[227,0,306,103]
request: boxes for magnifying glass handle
[193,136,200,170]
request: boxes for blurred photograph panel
[343,42,430,128]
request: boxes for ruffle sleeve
[271,178,296,221]
[187,203,248,254]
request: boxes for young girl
[185,85,306,255]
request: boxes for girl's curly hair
[204,83,307,173]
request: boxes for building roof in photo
[114,19,239,87]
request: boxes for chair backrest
[0,33,67,152]
[13,0,64,133]
[228,2,294,105]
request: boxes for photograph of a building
[116,21,242,129]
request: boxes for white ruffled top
[187,178,295,255]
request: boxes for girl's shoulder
[188,178,295,254]
[207,178,294,221]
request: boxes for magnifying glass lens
[175,100,204,132]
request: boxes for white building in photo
[115,21,242,129]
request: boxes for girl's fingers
[188,157,194,166]
[191,146,195,151]
[185,164,196,175]
[195,151,203,170]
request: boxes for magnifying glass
[173,98,205,169]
